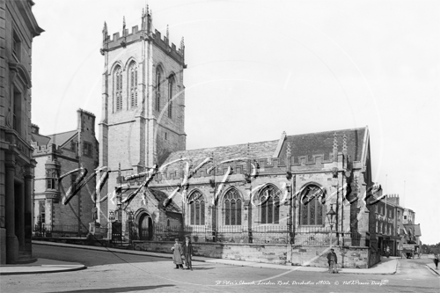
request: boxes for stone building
[0,0,43,264]
[98,7,383,268]
[98,8,186,238]
[31,109,98,237]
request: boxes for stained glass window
[223,189,242,225]
[299,184,324,226]
[259,185,280,224]
[188,191,205,225]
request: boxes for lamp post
[327,204,336,248]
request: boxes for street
[0,244,438,293]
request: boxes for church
[98,7,381,268]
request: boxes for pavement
[425,262,440,276]
[0,240,399,276]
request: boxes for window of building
[168,75,175,119]
[12,88,22,135]
[46,170,58,190]
[259,185,280,224]
[223,188,242,225]
[114,66,122,111]
[129,62,138,108]
[83,141,93,157]
[155,66,162,112]
[70,140,76,152]
[188,191,205,225]
[12,31,21,61]
[299,184,324,226]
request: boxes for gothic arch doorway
[138,213,153,240]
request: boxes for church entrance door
[139,214,153,240]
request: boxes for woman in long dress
[171,238,184,269]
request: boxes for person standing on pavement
[386,246,390,258]
[171,238,184,269]
[434,253,439,270]
[327,248,338,273]
[183,236,193,271]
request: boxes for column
[5,155,18,263]
[24,166,34,255]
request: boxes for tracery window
[299,184,324,226]
[188,191,205,225]
[223,189,242,225]
[129,62,138,108]
[114,66,123,111]
[155,66,163,112]
[259,185,280,224]
[168,75,175,119]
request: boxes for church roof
[149,188,182,213]
[163,140,279,165]
[163,127,368,168]
[284,127,367,162]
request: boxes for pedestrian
[434,253,439,270]
[171,238,184,269]
[183,236,193,271]
[385,246,390,258]
[327,248,338,273]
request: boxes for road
[1,244,439,293]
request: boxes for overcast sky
[31,0,439,244]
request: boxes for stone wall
[133,240,374,268]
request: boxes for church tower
[99,7,186,223]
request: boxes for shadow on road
[43,285,175,293]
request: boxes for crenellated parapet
[101,7,185,65]
[32,142,61,155]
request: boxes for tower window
[114,66,122,111]
[129,62,138,108]
[155,66,163,112]
[168,75,175,119]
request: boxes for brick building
[0,0,43,264]
[31,109,98,237]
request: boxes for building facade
[31,109,98,237]
[0,0,43,264]
[99,9,186,237]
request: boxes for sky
[31,0,439,244]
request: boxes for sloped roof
[31,133,51,146]
[164,140,279,166]
[149,189,182,213]
[47,130,77,147]
[285,127,367,162]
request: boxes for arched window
[223,188,242,225]
[114,66,122,111]
[168,75,175,119]
[259,185,280,224]
[299,184,324,226]
[188,191,205,225]
[155,66,162,112]
[129,62,138,108]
